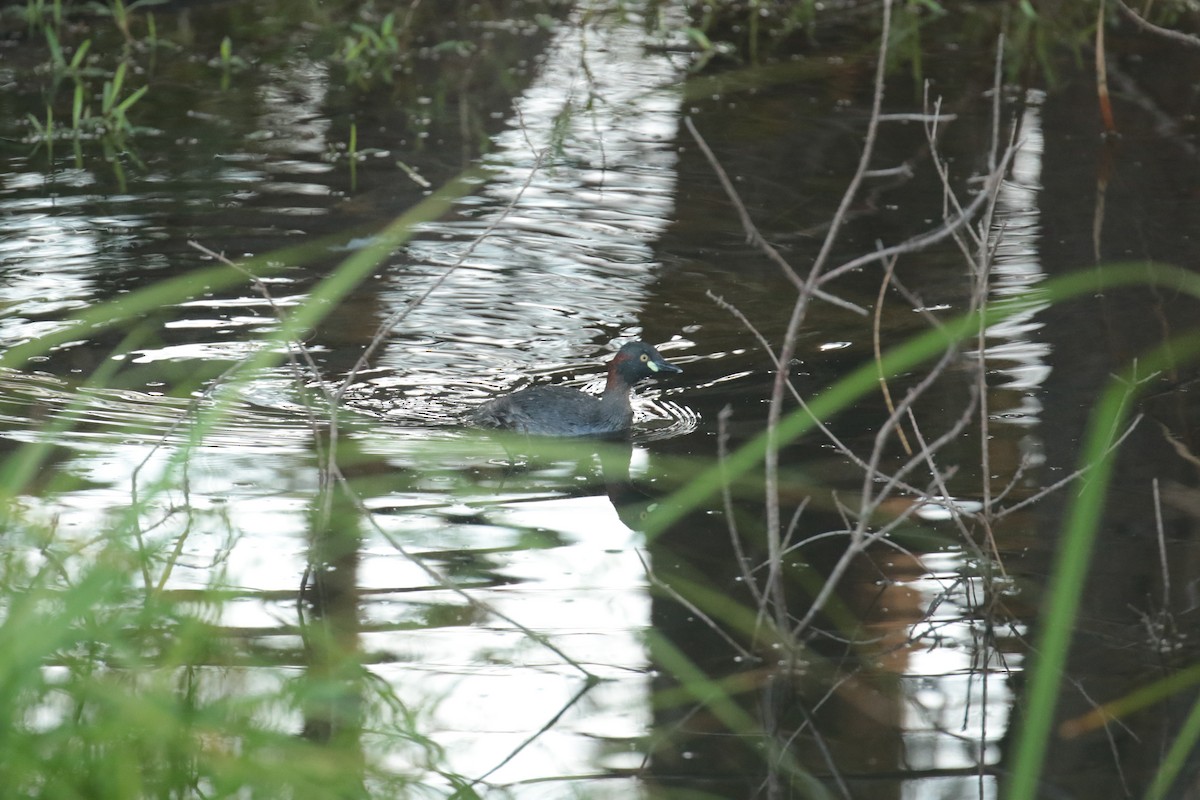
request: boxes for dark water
[2,1,1200,797]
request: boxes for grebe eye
[640,354,649,362]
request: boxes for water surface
[2,1,1199,797]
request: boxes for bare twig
[857,346,969,527]
[919,84,980,260]
[635,548,757,661]
[1116,0,1200,47]
[783,523,932,566]
[186,239,336,448]
[719,405,767,617]
[877,112,958,122]
[988,32,1004,174]
[1153,477,1170,609]
[684,117,867,316]
[805,0,893,287]
[993,414,1145,520]
[760,0,895,638]
[682,117,800,286]
[815,154,1013,288]
[872,254,912,455]
[469,679,595,787]
[791,344,971,636]
[333,145,548,407]
[904,407,992,565]
[708,290,935,501]
[780,497,811,560]
[1096,1,1119,134]
[796,701,853,800]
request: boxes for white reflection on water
[230,61,337,215]
[0,208,101,332]
[372,6,691,409]
[304,5,694,775]
[900,550,1013,800]
[985,90,1051,427]
[0,6,690,793]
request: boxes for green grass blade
[68,38,91,71]
[114,84,147,115]
[648,630,834,799]
[1005,331,1200,799]
[1145,695,1200,800]
[643,261,1200,540]
[633,260,1200,797]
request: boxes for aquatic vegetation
[337,11,405,86]
[19,0,64,33]
[24,60,146,148]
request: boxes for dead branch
[1116,0,1200,47]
